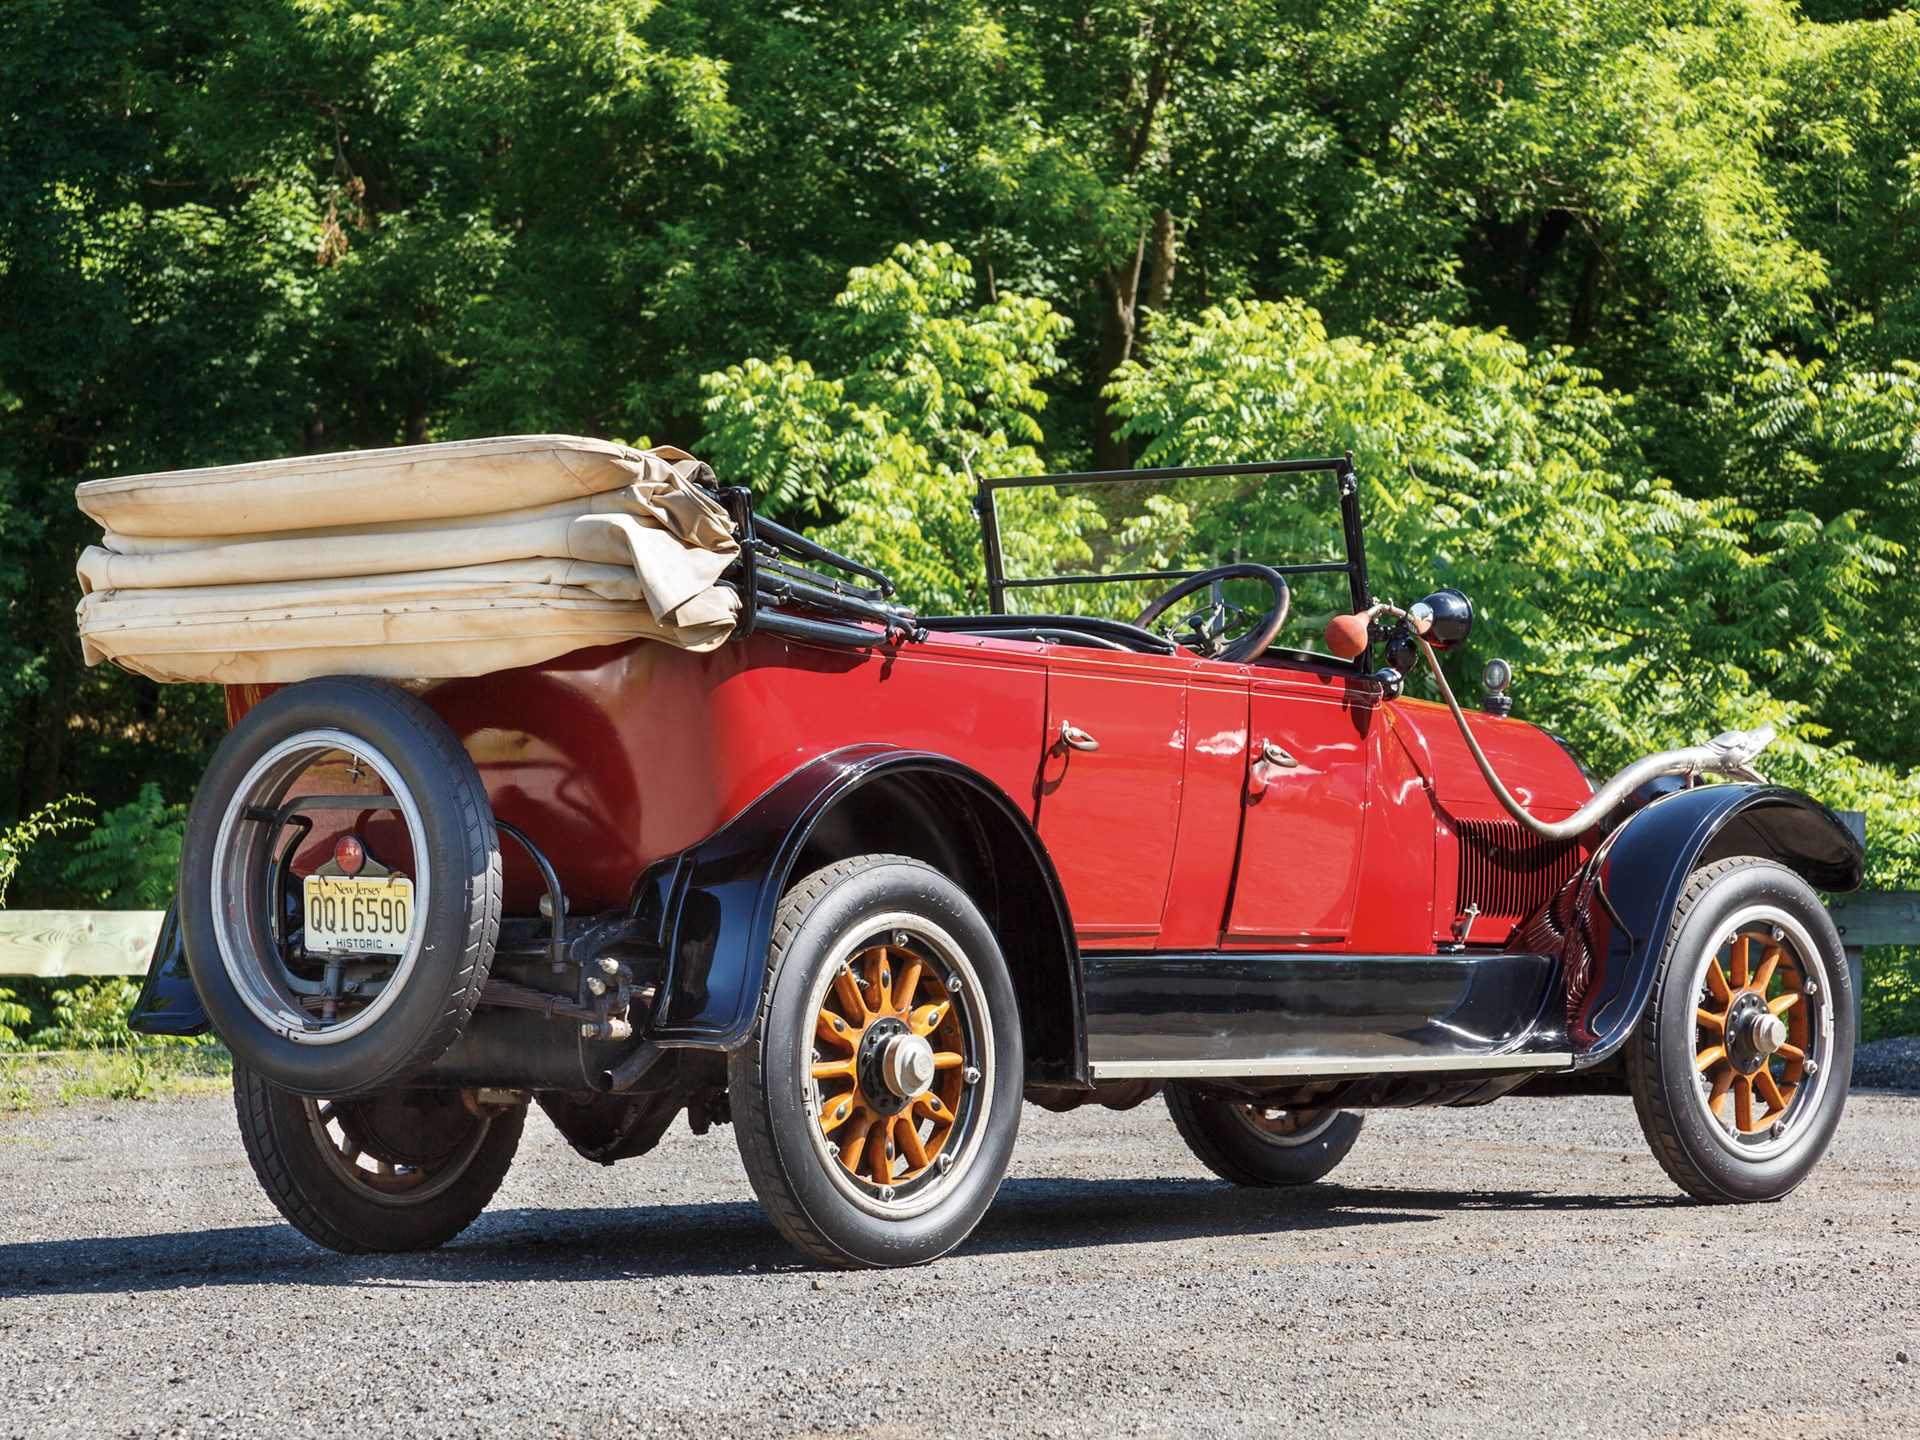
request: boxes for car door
[1226,667,1375,944]
[1033,650,1188,945]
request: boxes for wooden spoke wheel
[1626,858,1851,1203]
[309,1092,495,1202]
[810,941,976,1197]
[232,1059,524,1253]
[1690,924,1819,1150]
[1166,1084,1365,1187]
[730,854,1023,1268]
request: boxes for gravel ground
[2,1085,1916,1440]
[1854,1035,1920,1092]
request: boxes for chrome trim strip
[1087,1051,1575,1081]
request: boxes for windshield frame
[972,455,1373,669]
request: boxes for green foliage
[0,986,32,1048]
[0,798,90,907]
[0,976,216,1055]
[28,979,143,1052]
[701,242,1078,612]
[62,783,187,910]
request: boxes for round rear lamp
[333,834,366,876]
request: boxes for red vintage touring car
[117,450,1863,1268]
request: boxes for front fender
[1541,784,1863,1066]
[636,744,1080,1057]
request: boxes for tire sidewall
[754,861,1023,1266]
[1653,860,1853,1202]
[183,678,496,1097]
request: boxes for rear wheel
[181,676,500,1096]
[729,855,1023,1268]
[233,1059,523,1253]
[1626,857,1852,1203]
[1166,1085,1364,1186]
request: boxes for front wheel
[1626,857,1852,1203]
[1166,1085,1364,1186]
[729,855,1023,1268]
[233,1059,524,1253]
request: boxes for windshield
[980,460,1365,662]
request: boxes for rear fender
[1532,784,1864,1066]
[129,901,208,1036]
[636,745,1087,1085]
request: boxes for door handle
[1258,740,1298,769]
[1059,721,1100,753]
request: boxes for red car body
[371,630,1585,951]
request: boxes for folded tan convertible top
[74,435,742,685]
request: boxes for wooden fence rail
[0,910,164,979]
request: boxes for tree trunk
[1093,210,1177,473]
[1145,207,1177,314]
[1093,231,1148,473]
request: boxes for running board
[1089,1051,1573,1081]
[1082,949,1570,1082]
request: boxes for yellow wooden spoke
[894,1116,930,1171]
[1731,936,1751,989]
[893,958,923,1014]
[1696,1044,1727,1072]
[1708,1066,1734,1124]
[820,1091,862,1135]
[1696,1007,1726,1033]
[914,1092,951,1122]
[1768,992,1802,1017]
[841,1117,873,1173]
[816,1011,858,1050]
[834,965,873,1021]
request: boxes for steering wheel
[1133,563,1290,663]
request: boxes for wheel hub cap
[1747,1011,1788,1056]
[880,1032,937,1099]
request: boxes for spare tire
[180,676,500,1096]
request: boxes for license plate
[303,875,415,955]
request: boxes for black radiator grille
[1455,818,1582,924]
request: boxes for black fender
[633,744,1087,1085]
[129,901,208,1037]
[1531,784,1864,1066]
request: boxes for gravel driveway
[2,1085,1916,1439]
